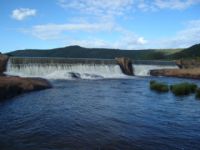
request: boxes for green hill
[7,45,184,60]
[169,44,200,59]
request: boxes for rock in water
[0,76,52,101]
[115,57,134,76]
[0,54,9,74]
[68,72,81,79]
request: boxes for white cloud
[55,0,200,49]
[137,0,156,11]
[136,0,200,11]
[171,20,200,47]
[58,0,200,17]
[112,34,148,49]
[25,22,115,40]
[58,0,134,19]
[149,19,200,48]
[22,18,200,49]
[12,8,37,21]
[65,36,148,50]
[58,19,200,49]
[18,1,200,49]
[22,20,148,49]
[138,37,148,44]
[154,0,200,10]
[66,39,110,48]
[57,0,136,23]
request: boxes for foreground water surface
[0,77,200,150]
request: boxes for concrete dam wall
[9,57,176,66]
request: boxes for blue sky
[0,0,200,52]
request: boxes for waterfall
[6,57,178,79]
[6,58,126,79]
[133,64,178,76]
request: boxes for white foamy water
[133,64,178,76]
[6,58,178,79]
[6,62,127,79]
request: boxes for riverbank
[0,54,52,101]
[150,68,200,79]
[0,76,52,101]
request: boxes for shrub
[150,80,169,93]
[170,82,197,96]
[195,88,200,99]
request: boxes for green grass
[170,82,197,96]
[150,80,169,93]
[150,81,200,99]
[156,49,183,55]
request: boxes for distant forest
[7,43,200,60]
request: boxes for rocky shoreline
[150,68,200,79]
[150,59,200,79]
[0,54,52,101]
[0,76,52,101]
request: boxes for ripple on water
[0,77,200,150]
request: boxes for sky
[0,0,200,52]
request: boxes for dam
[6,57,178,79]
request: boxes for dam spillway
[8,57,176,66]
[6,57,124,79]
[9,57,117,66]
[6,57,178,79]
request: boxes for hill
[169,44,200,59]
[7,45,183,60]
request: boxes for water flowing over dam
[6,57,177,79]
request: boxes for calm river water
[0,77,200,150]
